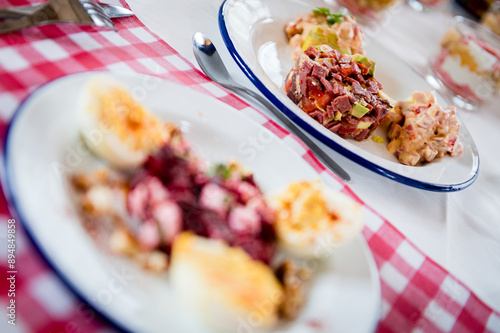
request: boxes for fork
[0,2,133,19]
[0,0,115,34]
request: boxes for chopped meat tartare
[284,44,393,141]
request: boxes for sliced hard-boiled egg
[169,232,283,332]
[78,75,170,169]
[270,180,364,258]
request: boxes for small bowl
[428,16,500,110]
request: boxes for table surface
[0,0,499,332]
[125,0,500,310]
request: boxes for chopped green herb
[312,7,346,24]
[312,7,331,15]
[326,14,345,24]
[209,163,232,180]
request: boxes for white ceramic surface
[219,0,479,191]
[4,72,381,333]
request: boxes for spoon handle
[230,86,351,182]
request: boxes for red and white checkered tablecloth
[0,1,499,332]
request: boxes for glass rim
[452,15,500,51]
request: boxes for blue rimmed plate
[3,71,381,333]
[219,0,479,191]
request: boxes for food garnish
[312,7,347,24]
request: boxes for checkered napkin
[0,1,498,332]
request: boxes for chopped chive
[313,7,346,24]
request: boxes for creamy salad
[386,90,463,166]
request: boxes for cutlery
[0,2,133,19]
[0,0,131,33]
[193,32,351,182]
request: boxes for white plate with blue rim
[218,0,479,191]
[3,71,381,333]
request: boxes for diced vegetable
[353,54,376,76]
[357,121,373,129]
[334,111,342,121]
[352,103,369,118]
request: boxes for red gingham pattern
[0,1,499,332]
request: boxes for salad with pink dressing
[385,90,463,166]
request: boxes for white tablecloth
[125,0,500,311]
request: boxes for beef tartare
[284,44,393,141]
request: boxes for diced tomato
[340,64,353,76]
[316,92,333,109]
[300,97,317,112]
[307,77,323,98]
[307,77,332,109]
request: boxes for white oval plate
[4,72,381,333]
[219,0,479,191]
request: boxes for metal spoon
[192,32,350,182]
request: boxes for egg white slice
[78,75,169,169]
[270,181,364,258]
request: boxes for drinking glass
[427,16,500,110]
[406,0,450,12]
[336,0,404,24]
